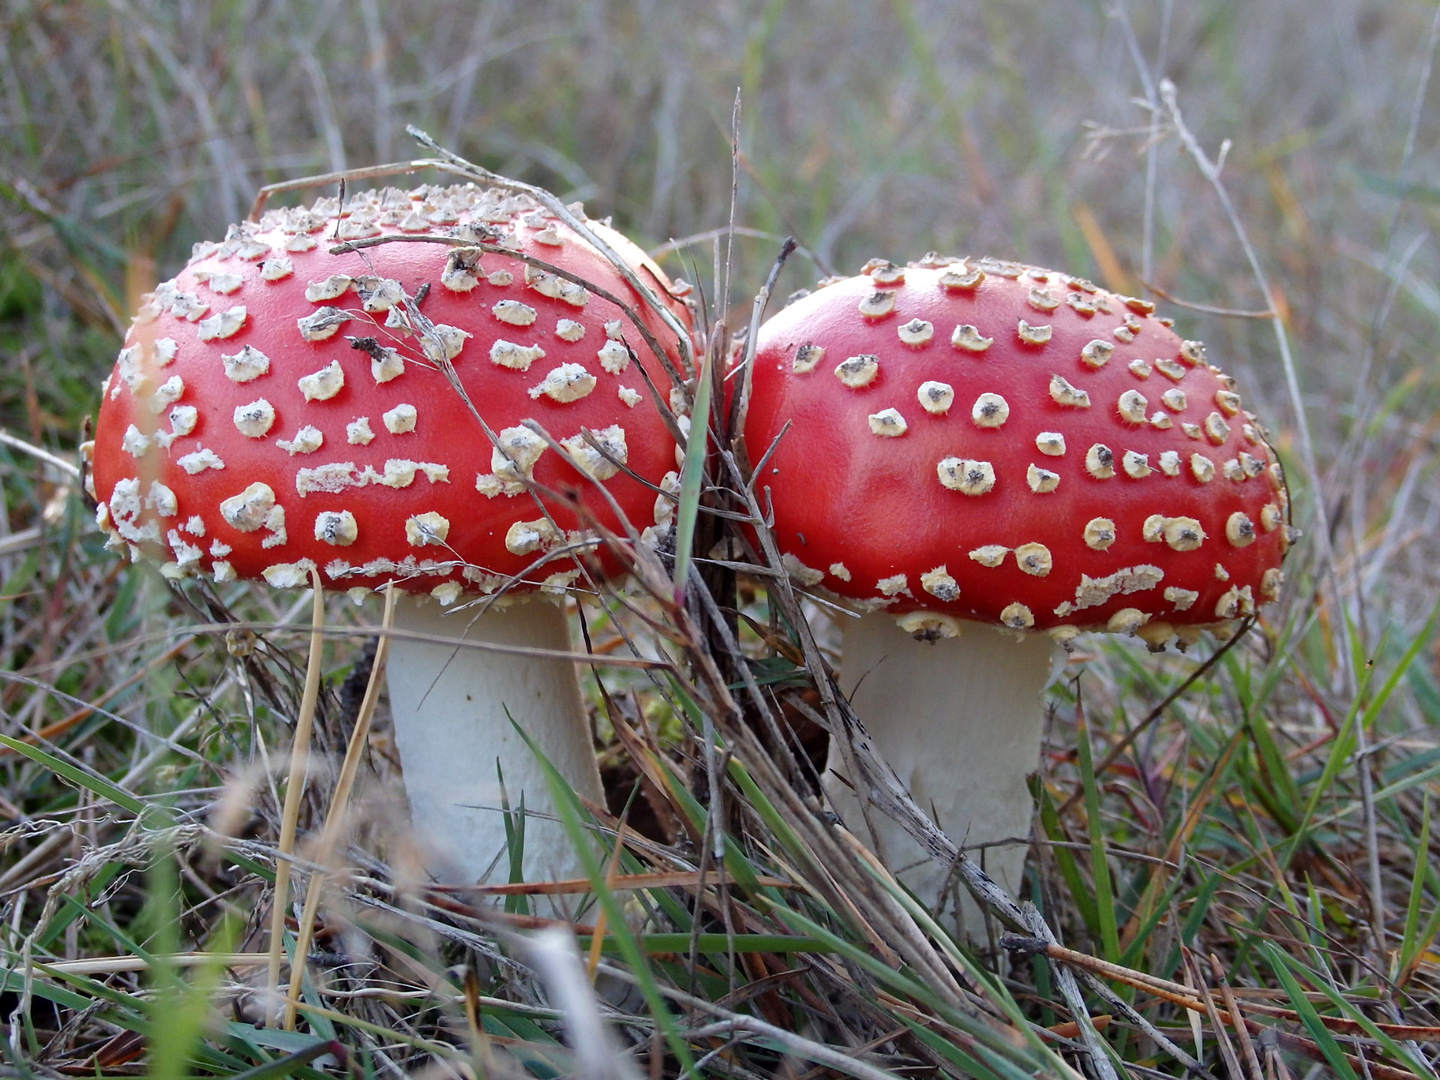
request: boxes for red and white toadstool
[89,183,694,890]
[743,255,1289,932]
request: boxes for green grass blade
[1075,713,1121,962]
[1260,943,1361,1080]
[0,733,146,815]
[518,721,700,1075]
[671,341,712,603]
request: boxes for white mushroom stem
[824,613,1059,939]
[386,593,604,902]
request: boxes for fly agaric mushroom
[743,255,1289,932]
[89,183,694,891]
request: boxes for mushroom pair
[90,183,695,890]
[742,255,1289,933]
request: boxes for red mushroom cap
[744,256,1290,645]
[91,184,694,601]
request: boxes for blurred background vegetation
[5,0,1436,429]
[6,0,1440,617]
[5,1,1440,1076]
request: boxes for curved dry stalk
[263,566,326,1024]
[284,584,399,1029]
[280,584,400,1031]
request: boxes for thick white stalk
[825,613,1057,938]
[387,593,604,896]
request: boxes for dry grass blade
[1006,936,1437,1078]
[1185,946,1247,1079]
[1020,904,1121,1080]
[584,821,629,981]
[1211,952,1267,1079]
[263,567,326,1022]
[458,869,797,897]
[1009,937,1440,1041]
[283,583,398,1029]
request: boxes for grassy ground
[4,1,1440,1076]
